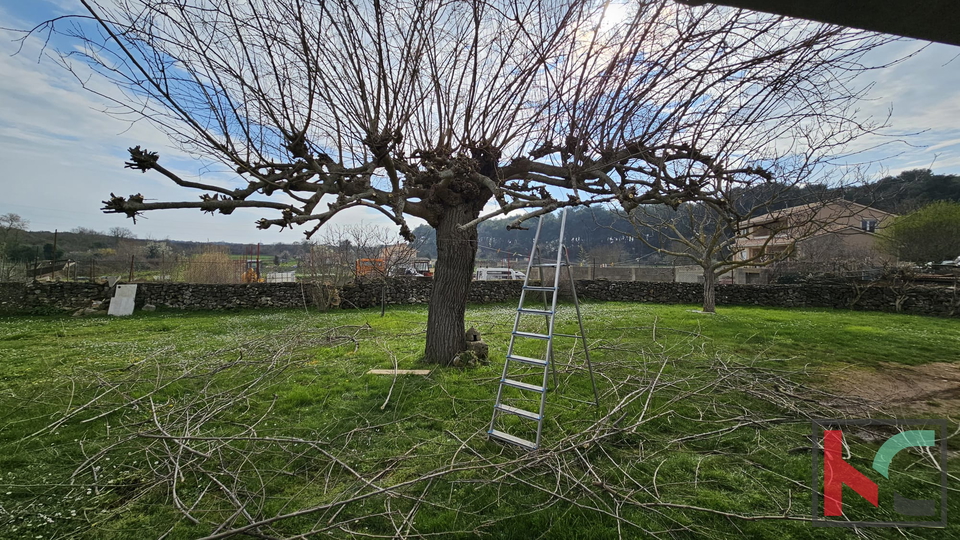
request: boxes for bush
[879,201,960,263]
[182,248,240,283]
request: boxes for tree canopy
[35,1,889,230]
[32,0,893,363]
[879,201,960,264]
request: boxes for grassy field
[0,302,958,539]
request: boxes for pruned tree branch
[27,0,893,235]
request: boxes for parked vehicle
[391,266,423,277]
[474,267,526,281]
[413,258,433,277]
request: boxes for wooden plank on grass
[366,369,432,375]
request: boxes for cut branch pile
[29,324,931,539]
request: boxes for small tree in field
[618,187,893,312]
[613,182,849,312]
[0,213,28,247]
[0,213,30,279]
[30,0,892,363]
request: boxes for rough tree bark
[425,202,483,364]
[702,268,717,314]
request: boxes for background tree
[611,183,853,312]
[879,201,960,264]
[42,243,65,262]
[299,234,354,286]
[301,223,424,285]
[70,227,102,248]
[346,224,421,280]
[0,213,28,245]
[5,245,37,264]
[109,226,136,244]
[143,240,174,259]
[34,0,891,363]
[0,213,29,261]
[182,246,239,284]
[0,213,30,281]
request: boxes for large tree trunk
[424,203,481,365]
[702,268,717,313]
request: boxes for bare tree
[0,213,29,254]
[30,0,892,363]
[614,191,799,313]
[109,226,136,242]
[616,189,892,312]
[70,226,102,246]
[300,234,353,286]
[345,224,419,280]
[0,213,28,244]
[0,213,30,281]
[302,223,425,285]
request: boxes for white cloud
[0,7,389,243]
[842,41,960,176]
[926,137,960,153]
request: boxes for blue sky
[1,1,959,243]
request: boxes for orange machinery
[356,258,386,277]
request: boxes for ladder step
[495,404,541,421]
[488,429,537,450]
[523,286,556,292]
[513,331,550,340]
[502,378,546,393]
[518,308,553,315]
[506,354,548,366]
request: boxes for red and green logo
[812,419,947,527]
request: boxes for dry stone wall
[576,281,960,316]
[0,282,112,314]
[0,279,957,317]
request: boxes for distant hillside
[5,227,304,262]
[412,169,960,265]
[412,207,651,265]
[6,169,956,265]
[842,169,960,214]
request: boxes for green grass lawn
[0,303,958,539]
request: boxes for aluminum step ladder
[487,208,599,450]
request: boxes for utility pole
[52,229,58,279]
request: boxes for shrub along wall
[0,279,957,317]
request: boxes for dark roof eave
[675,0,960,47]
